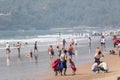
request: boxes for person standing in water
[100,36,106,51]
[48,45,54,66]
[16,42,21,63]
[34,41,38,64]
[6,42,11,66]
[62,39,67,50]
[88,37,92,54]
[88,37,92,49]
[56,46,62,57]
[67,44,74,59]
[16,42,21,55]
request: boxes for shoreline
[21,36,120,80]
[0,35,116,80]
[40,53,120,80]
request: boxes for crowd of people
[48,38,77,76]
[5,41,39,66]
[91,46,109,73]
[4,34,120,78]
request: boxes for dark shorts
[63,61,67,68]
[68,51,72,56]
[34,47,37,50]
[101,42,105,45]
[6,48,11,53]
[18,48,20,53]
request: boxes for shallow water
[0,36,113,80]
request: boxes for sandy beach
[44,53,120,80]
[26,36,120,80]
[0,35,120,80]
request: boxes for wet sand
[0,36,116,80]
[46,53,120,80]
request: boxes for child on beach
[26,50,33,60]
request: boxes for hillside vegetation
[0,0,120,30]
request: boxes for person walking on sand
[6,42,11,66]
[34,41,38,64]
[59,50,67,76]
[48,45,54,66]
[16,42,21,63]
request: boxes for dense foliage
[0,0,120,30]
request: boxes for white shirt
[99,62,108,70]
[100,38,105,43]
[6,43,10,49]
[118,43,120,50]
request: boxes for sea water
[0,28,116,80]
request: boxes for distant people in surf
[48,45,55,66]
[88,37,92,49]
[16,42,21,63]
[100,36,106,51]
[67,44,74,59]
[51,49,76,76]
[71,39,75,45]
[6,42,11,66]
[56,46,62,57]
[34,41,38,64]
[62,39,67,50]
[26,50,33,61]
